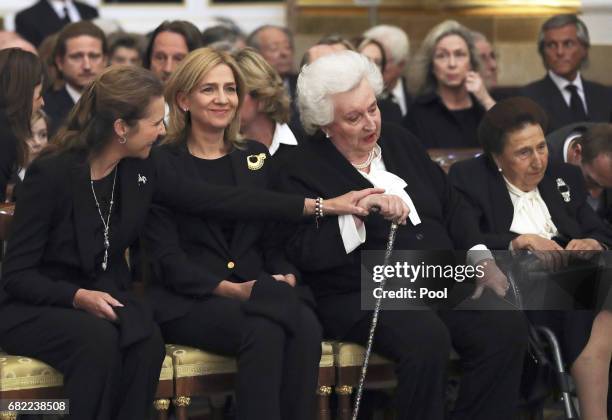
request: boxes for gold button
[227,261,235,269]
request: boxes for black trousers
[0,305,165,420]
[342,305,527,420]
[159,295,323,420]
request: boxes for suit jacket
[275,123,484,338]
[44,86,76,138]
[520,75,612,134]
[448,154,612,250]
[546,122,612,224]
[0,146,305,336]
[15,0,99,47]
[0,111,18,202]
[144,141,310,327]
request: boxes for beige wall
[292,8,612,88]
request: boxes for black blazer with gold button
[144,140,308,324]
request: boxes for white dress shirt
[65,82,82,104]
[269,123,298,156]
[48,0,81,23]
[337,147,490,264]
[390,78,408,117]
[505,177,559,242]
[548,70,588,115]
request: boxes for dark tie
[61,6,71,26]
[565,84,588,121]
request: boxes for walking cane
[351,221,399,420]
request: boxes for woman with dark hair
[0,64,374,420]
[0,48,44,201]
[404,20,495,148]
[449,96,612,420]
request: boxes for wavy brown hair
[52,66,163,157]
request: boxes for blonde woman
[234,47,301,160]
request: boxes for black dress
[403,92,484,149]
[144,141,321,420]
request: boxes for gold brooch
[247,153,266,170]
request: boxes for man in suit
[548,122,612,223]
[15,0,99,47]
[44,21,107,137]
[363,24,413,118]
[521,14,612,133]
[247,25,297,101]
[143,20,202,84]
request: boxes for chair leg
[173,396,191,420]
[335,385,353,420]
[153,398,171,420]
[317,385,333,420]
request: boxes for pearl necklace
[90,167,117,271]
[351,144,381,170]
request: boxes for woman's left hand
[465,71,495,110]
[319,187,385,217]
[472,258,509,299]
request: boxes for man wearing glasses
[521,14,612,133]
[44,21,107,136]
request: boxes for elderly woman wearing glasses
[275,50,527,420]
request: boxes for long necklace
[352,144,381,170]
[90,166,118,271]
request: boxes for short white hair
[297,51,383,135]
[363,24,409,64]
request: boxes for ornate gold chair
[0,351,174,420]
[0,202,173,420]
[332,342,396,420]
[166,341,336,420]
[427,148,482,174]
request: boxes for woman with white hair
[404,20,495,149]
[275,50,528,420]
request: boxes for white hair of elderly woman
[297,50,384,135]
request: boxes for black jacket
[0,147,305,338]
[44,86,76,138]
[546,122,612,224]
[275,123,484,336]
[0,111,18,202]
[144,141,311,327]
[448,154,612,249]
[520,75,612,134]
[403,92,484,149]
[15,0,99,47]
